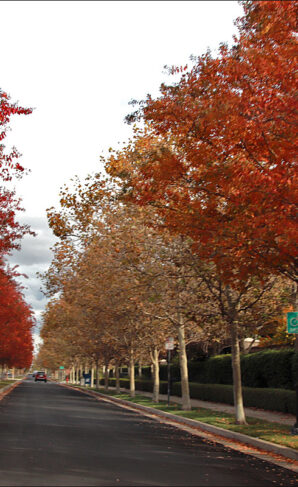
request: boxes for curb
[57,383,298,465]
[0,380,23,399]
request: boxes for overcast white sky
[2,0,243,350]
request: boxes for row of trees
[37,178,292,419]
[0,90,34,369]
[36,1,297,424]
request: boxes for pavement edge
[0,380,23,400]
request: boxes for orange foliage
[0,264,34,368]
[107,1,297,285]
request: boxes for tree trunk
[152,347,160,403]
[95,361,100,390]
[104,364,109,391]
[138,361,142,377]
[230,320,247,424]
[115,364,121,394]
[178,322,191,410]
[91,365,95,388]
[129,352,135,398]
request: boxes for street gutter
[56,382,298,473]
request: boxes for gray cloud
[6,215,59,329]
[9,215,58,267]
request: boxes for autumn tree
[0,89,33,257]
[104,1,297,423]
[0,264,34,369]
[108,0,297,283]
[0,89,33,372]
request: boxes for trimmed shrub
[100,377,168,395]
[159,364,180,382]
[98,378,296,414]
[242,386,296,414]
[187,361,206,382]
[140,366,152,379]
[204,355,233,385]
[244,349,294,390]
[187,349,297,390]
[240,352,267,388]
[292,352,298,388]
[174,382,296,414]
[172,382,234,405]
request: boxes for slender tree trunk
[152,347,160,403]
[230,320,247,424]
[95,361,100,390]
[104,364,109,391]
[91,365,95,388]
[129,351,135,398]
[115,363,121,394]
[178,322,191,410]
[138,360,142,377]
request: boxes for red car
[35,371,47,382]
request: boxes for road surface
[0,377,296,486]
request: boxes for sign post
[165,337,174,407]
[287,312,298,435]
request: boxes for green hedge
[241,349,295,389]
[164,349,297,390]
[100,377,168,395]
[98,378,296,414]
[159,364,181,382]
[172,382,296,414]
[172,382,234,405]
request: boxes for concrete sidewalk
[140,391,296,426]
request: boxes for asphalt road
[0,378,296,486]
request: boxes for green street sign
[59,366,64,369]
[287,312,298,334]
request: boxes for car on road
[35,371,47,382]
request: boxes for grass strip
[0,380,16,388]
[79,386,298,451]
